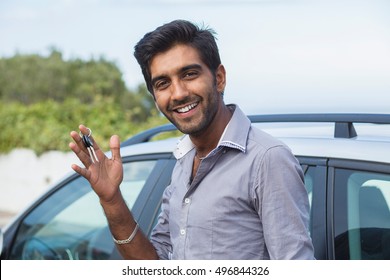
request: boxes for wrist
[112,222,139,245]
[99,189,124,208]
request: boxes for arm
[259,146,315,260]
[69,125,158,259]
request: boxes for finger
[69,140,92,167]
[91,140,104,163]
[110,135,122,162]
[71,163,91,181]
[88,133,105,161]
[70,130,95,165]
[78,125,106,162]
[78,124,90,136]
[77,124,97,148]
[70,130,86,150]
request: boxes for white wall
[0,149,79,223]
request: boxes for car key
[80,128,99,163]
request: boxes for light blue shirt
[150,105,315,259]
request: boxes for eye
[183,70,199,80]
[154,79,170,91]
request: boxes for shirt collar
[173,104,251,159]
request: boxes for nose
[170,79,189,101]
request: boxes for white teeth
[177,103,197,113]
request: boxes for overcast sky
[1,0,389,114]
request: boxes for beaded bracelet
[112,223,139,245]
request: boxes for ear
[215,64,226,94]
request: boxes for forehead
[149,44,205,77]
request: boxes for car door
[329,160,390,260]
[299,157,390,260]
[3,153,175,260]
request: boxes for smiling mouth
[175,102,198,113]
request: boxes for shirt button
[184,198,191,204]
[180,229,186,235]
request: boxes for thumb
[110,135,122,161]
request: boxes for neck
[190,104,233,157]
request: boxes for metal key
[80,128,99,163]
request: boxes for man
[70,19,315,259]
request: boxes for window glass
[334,169,390,260]
[9,160,157,260]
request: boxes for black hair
[134,19,221,94]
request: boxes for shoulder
[246,126,299,168]
[247,125,288,152]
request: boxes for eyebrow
[151,63,203,87]
[181,63,202,73]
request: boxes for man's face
[150,44,226,135]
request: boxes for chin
[177,121,207,135]
[170,112,209,135]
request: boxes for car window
[334,169,390,260]
[9,160,157,260]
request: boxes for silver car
[1,113,390,260]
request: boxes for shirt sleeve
[150,184,174,260]
[256,145,315,259]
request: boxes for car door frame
[297,156,328,260]
[326,159,390,260]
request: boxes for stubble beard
[164,88,220,136]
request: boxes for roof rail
[248,114,390,139]
[121,113,390,147]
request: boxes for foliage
[0,50,126,104]
[0,50,157,116]
[0,98,168,155]
[0,50,169,155]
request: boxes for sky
[1,0,390,114]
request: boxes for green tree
[0,98,167,155]
[0,50,165,154]
[0,49,128,104]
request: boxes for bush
[0,98,168,155]
[0,51,166,155]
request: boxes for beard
[163,87,220,136]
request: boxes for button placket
[178,193,191,255]
[181,197,191,236]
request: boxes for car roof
[118,131,390,164]
[119,113,390,164]
[281,137,390,163]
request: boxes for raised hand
[69,124,123,203]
